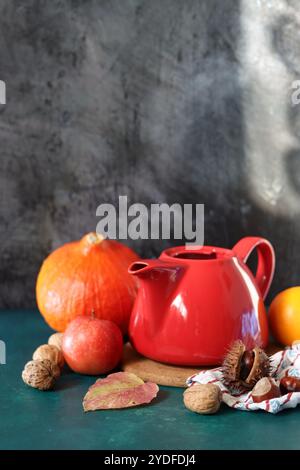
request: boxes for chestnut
[251,377,281,403]
[280,376,300,395]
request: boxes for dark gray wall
[1,0,300,308]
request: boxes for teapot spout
[128,258,184,336]
[128,259,183,303]
[128,259,176,277]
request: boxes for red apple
[62,315,123,375]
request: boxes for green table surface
[1,310,300,450]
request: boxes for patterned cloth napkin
[186,343,300,414]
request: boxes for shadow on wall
[215,0,300,303]
[275,13,300,194]
[261,2,300,299]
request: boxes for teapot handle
[232,237,275,300]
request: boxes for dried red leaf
[83,371,159,411]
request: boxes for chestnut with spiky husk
[222,340,271,393]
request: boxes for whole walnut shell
[22,359,61,390]
[33,344,64,369]
[183,383,221,414]
[48,333,63,351]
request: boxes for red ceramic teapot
[128,237,275,366]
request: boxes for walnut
[33,344,64,369]
[22,359,61,390]
[183,383,221,414]
[48,333,63,351]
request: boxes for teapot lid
[161,245,234,262]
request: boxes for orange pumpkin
[36,232,139,334]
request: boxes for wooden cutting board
[121,343,282,388]
[121,343,210,387]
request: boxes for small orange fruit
[269,287,300,346]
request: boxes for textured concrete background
[0,0,300,308]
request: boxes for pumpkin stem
[85,232,105,245]
[81,233,105,254]
[91,309,95,319]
